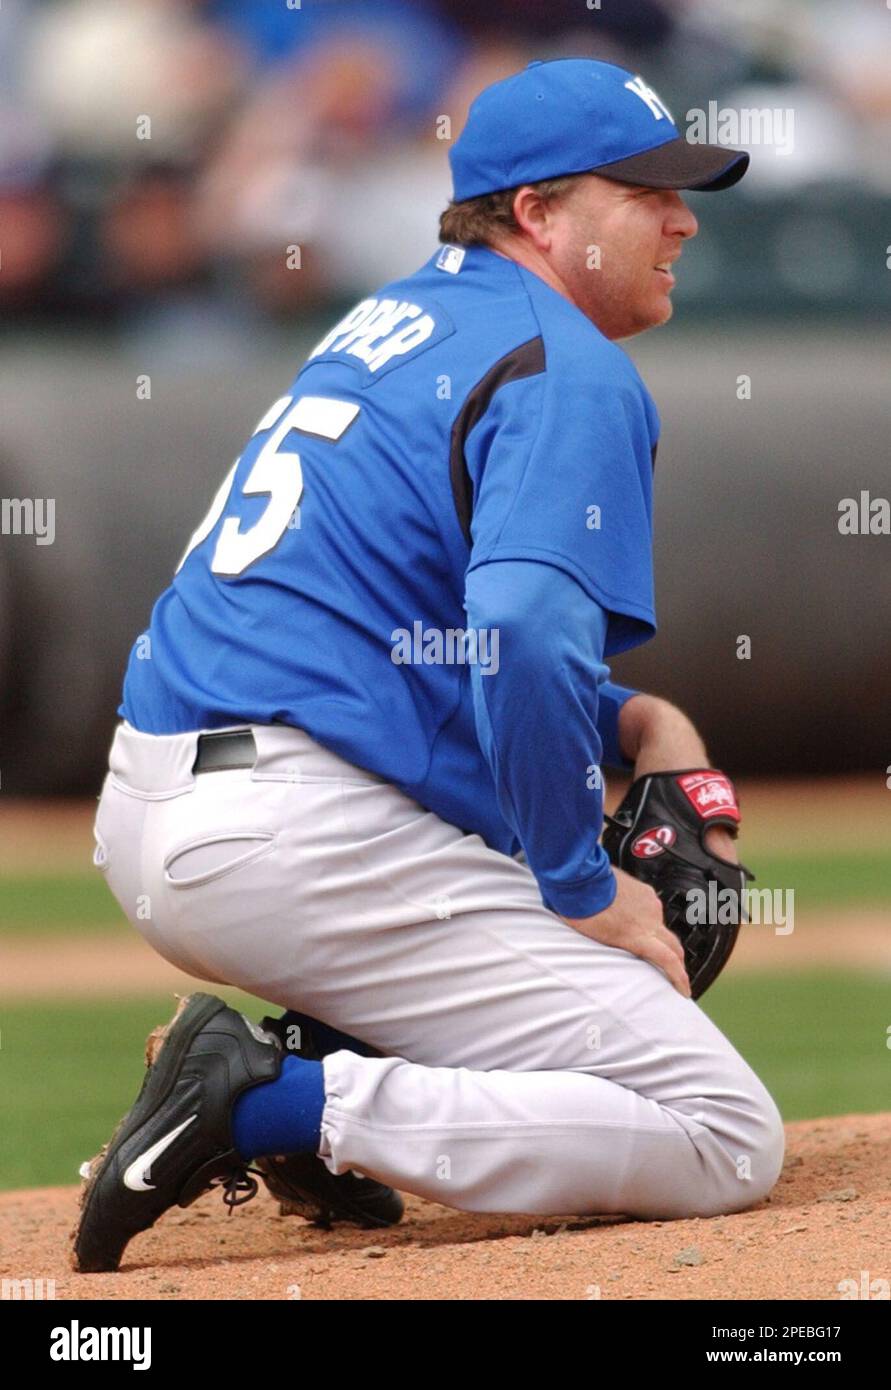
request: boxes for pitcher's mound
[2,1113,888,1301]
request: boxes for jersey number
[176,395,360,577]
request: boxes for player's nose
[664,190,698,241]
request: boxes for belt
[192,729,257,774]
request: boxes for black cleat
[254,1014,404,1230]
[71,993,282,1273]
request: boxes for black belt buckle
[192,730,257,775]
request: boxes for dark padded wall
[1,327,887,790]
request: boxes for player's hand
[562,867,692,997]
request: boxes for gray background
[1,323,888,791]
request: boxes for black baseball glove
[601,769,754,998]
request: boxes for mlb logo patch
[436,245,466,275]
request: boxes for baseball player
[73,59,784,1274]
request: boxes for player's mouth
[654,259,677,286]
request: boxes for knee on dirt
[685,1080,786,1219]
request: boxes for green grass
[0,874,126,932]
[747,851,890,910]
[0,973,887,1191]
[0,993,262,1191]
[701,970,890,1119]
[1,848,887,938]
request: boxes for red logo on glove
[676,771,740,822]
[631,825,676,858]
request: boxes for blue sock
[232,1054,325,1162]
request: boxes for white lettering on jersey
[309,299,378,358]
[624,75,673,123]
[177,396,361,578]
[309,297,435,373]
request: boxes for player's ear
[511,186,553,250]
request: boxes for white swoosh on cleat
[123,1115,198,1192]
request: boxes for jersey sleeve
[462,347,658,657]
[464,558,618,918]
[596,679,642,771]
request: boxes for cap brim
[593,138,749,192]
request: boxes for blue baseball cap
[449,58,748,202]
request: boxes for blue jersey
[122,243,659,916]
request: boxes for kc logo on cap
[623,74,674,123]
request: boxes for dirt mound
[2,1113,888,1301]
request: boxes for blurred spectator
[438,0,675,49]
[0,0,888,326]
[25,0,245,162]
[807,0,891,194]
[0,184,69,307]
[192,13,526,309]
[100,166,206,293]
[205,0,467,128]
